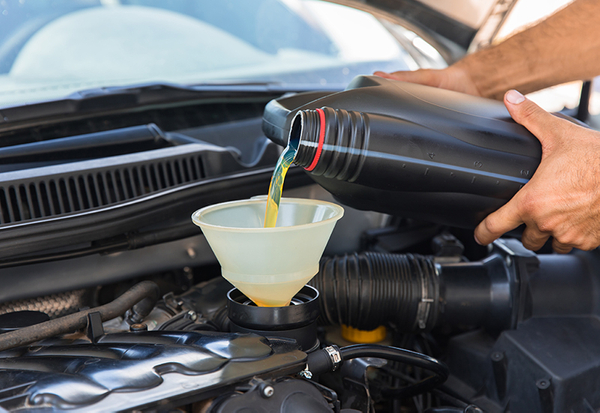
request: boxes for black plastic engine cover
[0,330,306,412]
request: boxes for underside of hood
[352,0,517,52]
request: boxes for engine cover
[0,331,306,412]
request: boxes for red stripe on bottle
[305,108,326,172]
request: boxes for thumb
[504,90,561,145]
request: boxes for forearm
[457,0,600,99]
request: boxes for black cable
[382,366,469,408]
[339,344,449,399]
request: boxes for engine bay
[0,88,598,413]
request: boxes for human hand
[374,65,481,97]
[474,90,600,253]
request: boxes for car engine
[0,83,597,413]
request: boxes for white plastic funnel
[191,197,344,307]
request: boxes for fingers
[476,210,576,253]
[373,71,397,80]
[476,209,572,253]
[375,67,482,96]
[520,226,550,251]
[373,69,435,86]
[552,238,573,254]
[474,200,524,246]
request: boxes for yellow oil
[264,144,297,227]
[231,275,312,307]
[233,142,300,306]
[236,142,300,307]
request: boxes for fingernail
[506,89,525,104]
[474,233,483,245]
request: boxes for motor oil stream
[264,144,297,228]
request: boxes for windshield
[0,0,445,107]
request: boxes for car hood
[342,0,516,52]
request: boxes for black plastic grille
[0,154,205,225]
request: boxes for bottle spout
[292,107,369,181]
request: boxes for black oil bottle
[262,75,545,228]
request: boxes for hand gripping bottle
[262,75,556,228]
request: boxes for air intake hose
[310,252,440,332]
[310,252,514,333]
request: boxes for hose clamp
[298,366,313,380]
[324,345,342,371]
[415,263,439,330]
